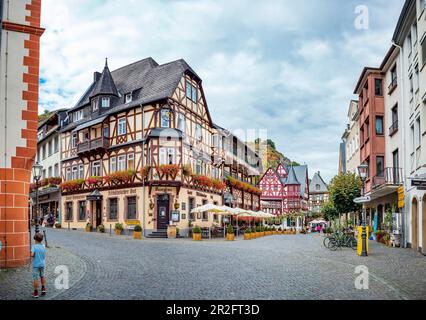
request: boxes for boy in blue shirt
[31,233,46,298]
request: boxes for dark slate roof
[309,172,328,193]
[90,60,119,98]
[293,165,309,197]
[283,166,300,185]
[70,58,201,113]
[147,128,184,140]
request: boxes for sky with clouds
[39,0,405,182]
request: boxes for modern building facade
[0,0,44,268]
[59,58,261,237]
[29,109,68,225]
[308,172,329,215]
[392,0,426,252]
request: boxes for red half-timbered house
[259,163,310,216]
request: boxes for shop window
[78,201,86,221]
[65,202,73,221]
[127,197,137,220]
[109,198,118,220]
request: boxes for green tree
[328,173,362,216]
[321,201,339,222]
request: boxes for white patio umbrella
[190,203,226,214]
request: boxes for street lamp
[32,162,43,234]
[357,163,369,257]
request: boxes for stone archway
[412,198,418,251]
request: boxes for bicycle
[327,232,357,251]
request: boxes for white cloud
[38,0,403,182]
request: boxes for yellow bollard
[357,226,369,256]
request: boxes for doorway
[156,194,170,230]
[93,200,102,228]
[412,198,418,251]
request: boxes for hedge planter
[244,233,251,240]
[134,231,142,239]
[85,225,92,232]
[115,229,122,236]
[193,233,202,241]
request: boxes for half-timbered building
[259,163,310,219]
[60,58,261,236]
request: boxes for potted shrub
[226,224,235,241]
[192,226,202,241]
[85,222,92,232]
[383,233,391,247]
[256,226,262,238]
[115,223,124,235]
[244,229,251,240]
[134,225,142,239]
[97,224,105,233]
[273,228,277,235]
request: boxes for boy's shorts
[32,267,45,280]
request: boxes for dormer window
[75,110,84,122]
[92,99,99,111]
[125,93,132,104]
[101,97,110,108]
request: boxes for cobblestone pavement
[1,229,425,300]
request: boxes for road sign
[354,196,371,204]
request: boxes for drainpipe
[392,41,407,248]
[140,104,146,237]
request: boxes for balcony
[389,120,398,136]
[77,137,109,156]
[370,167,403,200]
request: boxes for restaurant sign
[411,179,426,190]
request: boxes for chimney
[94,72,101,83]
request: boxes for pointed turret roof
[284,166,300,185]
[90,58,119,98]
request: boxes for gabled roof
[309,172,328,193]
[90,59,119,98]
[64,57,212,132]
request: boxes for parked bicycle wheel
[328,239,339,251]
[348,237,357,250]
[323,236,332,248]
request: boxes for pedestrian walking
[31,233,47,298]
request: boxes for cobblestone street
[1,229,426,300]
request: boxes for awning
[74,116,107,132]
[87,189,103,201]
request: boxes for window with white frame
[117,155,127,171]
[127,153,135,170]
[54,164,59,177]
[110,157,117,173]
[159,148,175,165]
[75,110,84,122]
[92,99,99,111]
[72,133,77,148]
[125,93,132,104]
[72,167,78,180]
[66,168,72,181]
[177,113,186,132]
[161,109,171,128]
[185,81,198,103]
[79,164,84,179]
[54,136,59,153]
[196,160,202,175]
[92,161,101,177]
[118,118,126,136]
[195,124,202,141]
[101,97,110,108]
